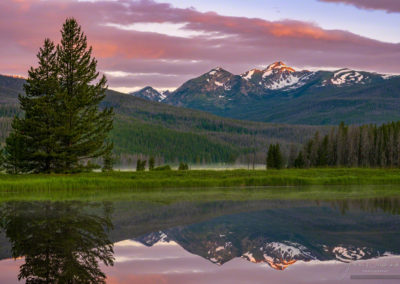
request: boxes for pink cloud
[1,0,399,90]
[319,0,400,13]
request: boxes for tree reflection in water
[0,201,114,284]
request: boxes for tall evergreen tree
[316,135,329,166]
[266,144,275,169]
[266,144,284,169]
[102,144,115,172]
[5,39,59,173]
[56,18,113,172]
[4,121,31,174]
[274,144,284,169]
[149,157,155,170]
[294,151,305,168]
[5,19,113,173]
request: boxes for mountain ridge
[128,62,400,125]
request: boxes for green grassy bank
[1,168,400,191]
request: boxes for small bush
[178,162,189,171]
[136,159,146,171]
[153,165,172,171]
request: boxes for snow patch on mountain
[263,72,314,90]
[242,252,256,263]
[266,74,301,90]
[214,81,224,87]
[208,67,223,76]
[264,241,314,259]
[332,246,369,262]
[242,69,258,80]
[382,74,397,80]
[262,69,273,78]
[215,246,224,252]
[325,69,368,86]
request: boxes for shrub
[153,165,172,171]
[178,162,189,171]
[136,159,146,171]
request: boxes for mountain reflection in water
[0,197,399,283]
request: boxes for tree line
[288,122,400,168]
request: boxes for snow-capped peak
[239,62,313,91]
[265,61,295,73]
[208,67,224,76]
[130,86,167,102]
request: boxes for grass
[1,168,400,191]
[0,168,400,202]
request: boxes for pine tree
[316,135,329,167]
[141,160,147,171]
[23,39,61,172]
[102,144,115,172]
[4,119,32,174]
[274,144,284,169]
[56,18,113,172]
[266,144,275,169]
[294,151,305,168]
[287,144,297,168]
[149,157,155,170]
[136,159,146,171]
[266,144,283,169]
[4,19,114,173]
[136,159,142,172]
[5,39,59,173]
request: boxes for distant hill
[0,74,324,164]
[159,62,400,125]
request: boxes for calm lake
[0,190,399,283]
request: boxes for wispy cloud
[1,0,399,90]
[319,0,400,13]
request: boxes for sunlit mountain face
[0,197,400,283]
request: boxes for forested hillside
[0,74,325,165]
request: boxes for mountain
[0,74,324,164]
[240,61,313,91]
[132,199,400,270]
[166,67,264,110]
[129,86,167,102]
[163,62,400,125]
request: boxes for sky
[1,0,400,93]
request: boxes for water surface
[0,192,399,283]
